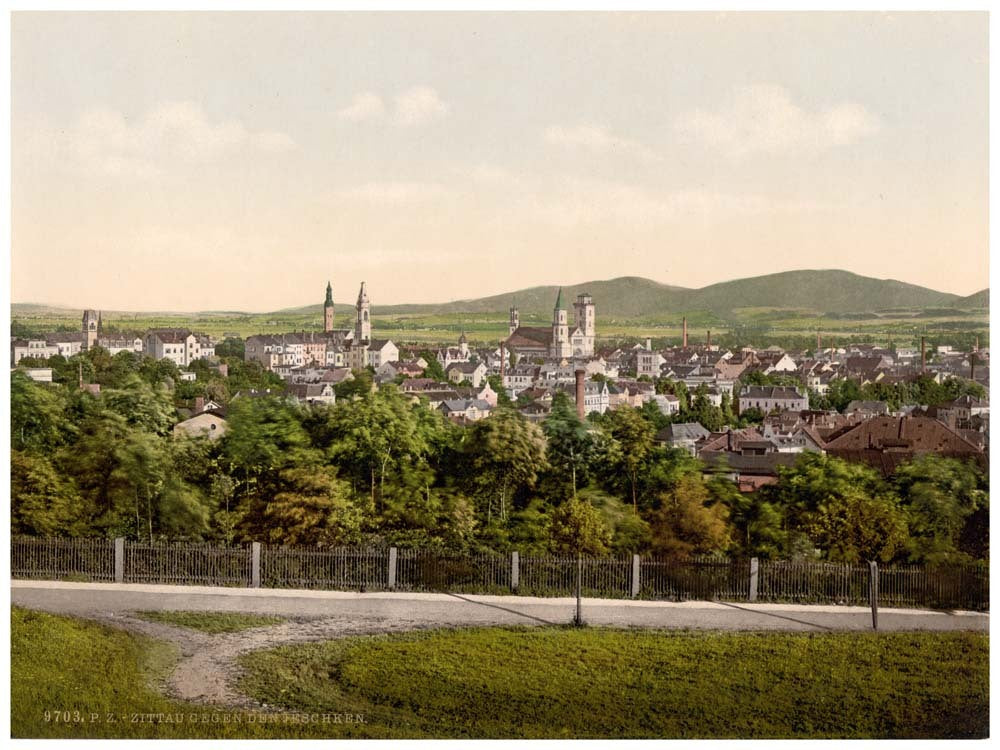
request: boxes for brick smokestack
[975,335,980,352]
[682,317,688,348]
[706,330,712,348]
[970,351,975,383]
[575,369,586,420]
[921,336,926,372]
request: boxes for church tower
[550,288,571,358]
[82,309,99,350]
[508,302,520,336]
[573,293,595,356]
[355,281,371,344]
[324,281,335,333]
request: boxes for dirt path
[95,612,442,707]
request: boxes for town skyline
[11,12,988,311]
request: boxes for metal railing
[9,536,989,612]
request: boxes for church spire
[325,281,333,307]
[554,287,564,310]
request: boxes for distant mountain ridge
[13,270,986,319]
[280,270,973,317]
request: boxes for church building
[505,290,596,360]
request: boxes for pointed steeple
[554,287,564,310]
[357,281,368,304]
[324,281,333,307]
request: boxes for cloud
[394,86,450,126]
[337,92,386,122]
[336,86,450,127]
[544,124,661,162]
[330,181,454,204]
[673,84,881,158]
[30,101,296,179]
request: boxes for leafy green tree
[462,408,547,524]
[421,354,448,383]
[542,392,595,501]
[333,368,374,400]
[710,478,784,558]
[110,430,211,540]
[803,488,909,563]
[609,511,653,555]
[224,396,310,473]
[648,474,732,558]
[324,386,431,512]
[11,452,81,536]
[894,456,989,563]
[61,409,131,534]
[11,372,71,453]
[690,385,725,432]
[769,453,907,561]
[102,374,176,435]
[248,465,363,546]
[597,406,655,514]
[506,499,553,555]
[547,498,612,556]
[214,337,245,358]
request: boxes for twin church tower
[507,290,596,359]
[324,280,370,344]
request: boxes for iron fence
[518,555,632,598]
[395,549,510,593]
[641,556,750,601]
[757,561,871,605]
[11,536,115,582]
[9,536,989,611]
[262,546,388,591]
[124,542,252,586]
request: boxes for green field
[10,306,989,349]
[133,610,285,634]
[11,606,988,739]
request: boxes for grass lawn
[133,610,285,634]
[12,606,988,739]
[238,626,988,739]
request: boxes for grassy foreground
[239,627,988,739]
[11,606,988,739]
[133,610,285,634]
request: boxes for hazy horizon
[12,12,988,311]
[9,267,988,316]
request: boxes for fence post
[749,557,759,602]
[388,547,398,590]
[114,537,125,583]
[251,542,261,589]
[511,550,520,592]
[631,554,641,598]
[869,560,879,631]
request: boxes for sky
[10,11,989,312]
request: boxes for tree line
[11,352,988,564]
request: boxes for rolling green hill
[13,270,984,320]
[277,270,968,318]
[957,289,989,308]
